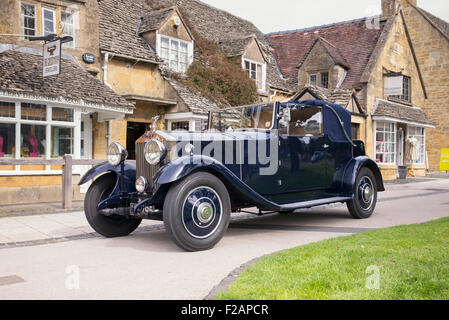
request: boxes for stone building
[0,0,133,204]
[267,0,441,180]
[0,0,292,204]
[399,1,449,172]
[96,0,293,160]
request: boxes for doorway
[127,122,148,160]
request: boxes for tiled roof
[99,0,160,63]
[266,17,386,89]
[0,50,134,112]
[140,7,175,34]
[149,0,293,92]
[294,85,363,112]
[168,79,220,115]
[218,35,258,58]
[372,99,434,126]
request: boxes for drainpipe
[103,52,112,89]
[269,90,278,102]
[108,120,112,146]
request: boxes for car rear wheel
[347,167,378,219]
[85,174,142,237]
[163,172,231,252]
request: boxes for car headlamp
[135,176,148,194]
[107,142,127,167]
[144,139,167,165]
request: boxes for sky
[201,0,449,34]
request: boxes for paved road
[0,179,448,300]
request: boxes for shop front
[372,99,435,180]
[0,49,133,205]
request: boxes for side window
[279,107,323,137]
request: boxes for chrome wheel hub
[197,203,214,224]
[358,176,375,210]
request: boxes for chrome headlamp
[135,176,148,194]
[144,139,167,165]
[107,142,128,167]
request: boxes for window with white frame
[309,73,318,86]
[61,10,77,48]
[42,8,56,37]
[375,122,396,164]
[407,126,425,164]
[0,102,75,162]
[244,59,265,91]
[21,3,36,40]
[159,35,192,73]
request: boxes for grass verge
[218,218,449,300]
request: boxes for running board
[277,197,353,212]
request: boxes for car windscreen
[208,103,275,132]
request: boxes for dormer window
[309,73,318,86]
[243,59,266,91]
[321,72,329,88]
[158,35,193,73]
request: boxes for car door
[276,105,334,197]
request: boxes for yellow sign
[441,149,449,171]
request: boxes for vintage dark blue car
[79,100,385,251]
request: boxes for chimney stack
[382,0,417,17]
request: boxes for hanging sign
[385,76,403,96]
[441,149,449,171]
[43,39,61,77]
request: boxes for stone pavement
[0,211,165,249]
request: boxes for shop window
[21,3,36,40]
[21,124,46,158]
[52,107,74,122]
[195,120,208,132]
[51,127,74,158]
[407,126,425,164]
[0,102,15,118]
[21,103,46,121]
[0,123,15,158]
[375,122,396,164]
[321,72,329,89]
[171,121,190,131]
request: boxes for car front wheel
[347,167,378,219]
[85,174,142,237]
[163,172,231,252]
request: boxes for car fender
[153,155,281,211]
[341,156,385,196]
[78,161,136,194]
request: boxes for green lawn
[218,218,449,300]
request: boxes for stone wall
[0,0,101,75]
[364,12,426,164]
[403,6,449,171]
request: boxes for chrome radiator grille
[136,142,160,192]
